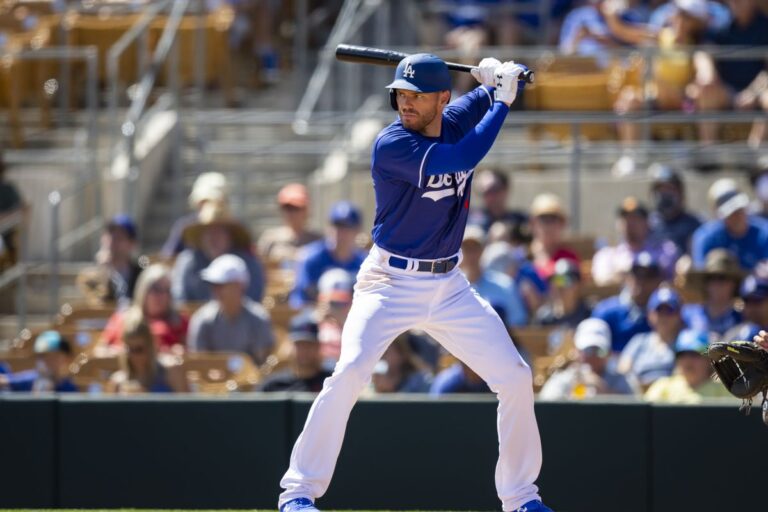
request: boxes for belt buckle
[430,259,447,273]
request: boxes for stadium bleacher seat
[180,351,260,393]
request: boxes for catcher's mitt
[707,340,768,426]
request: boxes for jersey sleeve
[443,86,495,128]
[373,128,440,189]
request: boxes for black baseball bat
[335,44,535,84]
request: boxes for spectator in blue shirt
[430,361,490,395]
[682,249,743,336]
[618,287,683,390]
[647,164,702,254]
[290,201,366,309]
[692,179,768,271]
[459,225,527,328]
[592,251,663,352]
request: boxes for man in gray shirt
[187,254,275,365]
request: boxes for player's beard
[399,106,439,133]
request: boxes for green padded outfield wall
[289,397,651,512]
[0,396,57,508]
[56,395,290,509]
[1,395,767,511]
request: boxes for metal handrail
[120,0,188,218]
[293,0,382,133]
[107,0,173,155]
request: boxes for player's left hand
[471,57,502,88]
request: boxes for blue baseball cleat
[279,498,320,512]
[514,499,554,512]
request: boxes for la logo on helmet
[403,63,415,78]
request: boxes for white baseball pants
[279,245,542,511]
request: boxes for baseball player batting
[279,54,552,512]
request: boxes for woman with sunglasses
[101,264,189,352]
[108,309,188,393]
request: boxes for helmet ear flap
[389,89,398,110]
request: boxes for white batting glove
[494,61,526,106]
[470,57,502,88]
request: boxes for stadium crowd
[2,0,768,403]
[3,161,768,404]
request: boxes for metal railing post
[49,191,61,320]
[170,26,184,221]
[569,123,581,232]
[194,0,207,108]
[293,0,309,104]
[15,213,29,332]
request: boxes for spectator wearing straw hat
[682,249,743,336]
[691,179,768,271]
[647,164,701,254]
[539,318,635,400]
[187,254,274,365]
[591,196,679,286]
[172,200,265,303]
[644,328,732,403]
[289,201,366,309]
[529,193,580,281]
[161,172,229,260]
[258,183,322,267]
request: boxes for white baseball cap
[200,254,249,285]
[674,0,709,21]
[574,318,612,355]
[318,268,355,301]
[188,172,229,208]
[708,178,750,219]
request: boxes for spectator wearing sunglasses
[618,287,684,391]
[534,258,591,328]
[258,183,322,267]
[539,318,635,400]
[101,264,189,352]
[108,309,188,394]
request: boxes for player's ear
[439,90,450,107]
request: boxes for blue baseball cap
[107,214,137,240]
[674,329,709,355]
[34,330,72,355]
[386,53,451,93]
[740,274,768,301]
[647,287,681,313]
[329,201,362,228]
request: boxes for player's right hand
[494,61,527,106]
[470,57,502,88]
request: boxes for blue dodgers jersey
[370,86,495,259]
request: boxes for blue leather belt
[387,255,459,273]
